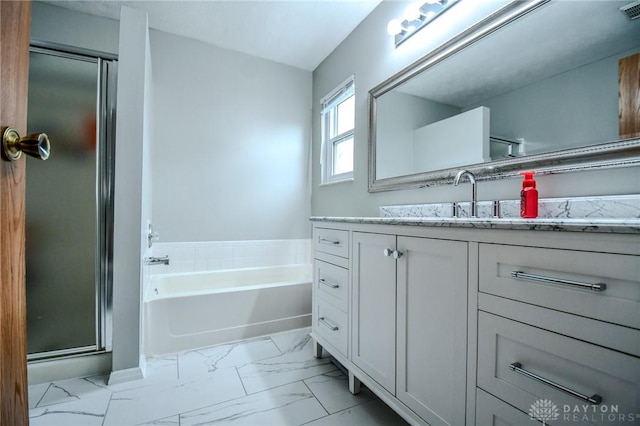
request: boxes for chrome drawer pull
[319,237,340,245]
[511,271,607,292]
[509,362,602,405]
[319,278,339,289]
[319,317,339,331]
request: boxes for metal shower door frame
[27,41,117,361]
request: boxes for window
[321,75,355,183]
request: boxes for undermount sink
[380,201,503,219]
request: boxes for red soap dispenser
[519,171,538,218]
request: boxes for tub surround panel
[380,194,640,219]
[150,239,311,275]
[144,265,312,356]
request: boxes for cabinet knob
[383,248,403,259]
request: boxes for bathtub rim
[145,263,313,302]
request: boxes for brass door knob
[2,126,50,161]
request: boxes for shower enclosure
[26,44,117,360]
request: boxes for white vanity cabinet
[311,227,350,364]
[351,232,397,393]
[395,236,468,426]
[476,241,640,424]
[352,231,469,426]
[311,219,640,426]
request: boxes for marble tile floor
[28,328,409,426]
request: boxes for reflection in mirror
[370,0,640,191]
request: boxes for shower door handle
[2,126,51,161]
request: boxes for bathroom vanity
[310,1,640,422]
[310,216,640,426]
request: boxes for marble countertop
[312,195,640,234]
[310,216,640,234]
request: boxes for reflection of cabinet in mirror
[376,99,491,178]
[413,107,490,173]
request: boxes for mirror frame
[368,0,640,192]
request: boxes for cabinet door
[352,232,397,394]
[476,389,532,426]
[396,236,468,426]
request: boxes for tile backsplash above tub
[150,239,311,275]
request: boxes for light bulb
[404,2,423,21]
[387,19,404,36]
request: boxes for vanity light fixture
[387,0,460,47]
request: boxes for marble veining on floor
[28,328,408,426]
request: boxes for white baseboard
[108,366,144,385]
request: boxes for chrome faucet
[453,169,477,218]
[144,255,169,266]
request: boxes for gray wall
[468,47,638,155]
[311,1,640,217]
[149,30,312,243]
[31,2,119,54]
[111,6,152,376]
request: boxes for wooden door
[0,1,31,424]
[396,236,468,426]
[351,231,396,394]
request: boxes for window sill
[319,178,355,187]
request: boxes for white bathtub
[144,264,312,356]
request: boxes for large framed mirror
[369,0,640,192]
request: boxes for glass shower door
[26,47,116,359]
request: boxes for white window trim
[321,75,355,184]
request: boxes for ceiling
[41,0,382,71]
[397,0,640,107]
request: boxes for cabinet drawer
[313,299,347,357]
[479,243,640,329]
[314,260,348,312]
[478,312,640,423]
[314,227,349,258]
[476,388,532,426]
